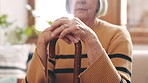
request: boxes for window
[34,0,72,31]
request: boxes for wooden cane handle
[48,39,82,83]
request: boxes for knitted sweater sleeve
[79,27,132,83]
[21,50,47,83]
[21,39,61,83]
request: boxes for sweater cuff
[79,50,121,83]
[26,49,47,83]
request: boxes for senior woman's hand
[48,17,104,64]
[37,17,104,66]
[49,17,98,44]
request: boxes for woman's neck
[80,17,97,28]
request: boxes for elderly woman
[22,0,132,83]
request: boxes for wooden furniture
[100,0,121,25]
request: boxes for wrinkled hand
[37,17,102,66]
[49,17,98,44]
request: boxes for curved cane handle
[48,38,82,83]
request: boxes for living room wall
[0,0,27,28]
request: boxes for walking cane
[47,38,82,83]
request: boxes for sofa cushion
[0,45,29,79]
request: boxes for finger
[54,17,68,22]
[73,34,81,42]
[37,28,52,44]
[42,27,59,42]
[62,36,72,44]
[50,24,69,38]
[65,34,79,43]
[49,17,69,31]
[59,25,76,38]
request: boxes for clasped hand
[36,17,101,66]
[38,17,97,45]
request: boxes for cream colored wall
[0,0,27,28]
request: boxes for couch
[131,50,148,83]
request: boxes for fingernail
[76,37,80,41]
[51,34,54,37]
[74,39,79,43]
[59,35,62,39]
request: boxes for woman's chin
[74,13,87,19]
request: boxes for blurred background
[0,0,148,83]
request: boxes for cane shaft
[74,41,82,83]
[48,39,58,83]
[48,39,82,83]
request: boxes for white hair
[97,0,108,17]
[66,0,108,17]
